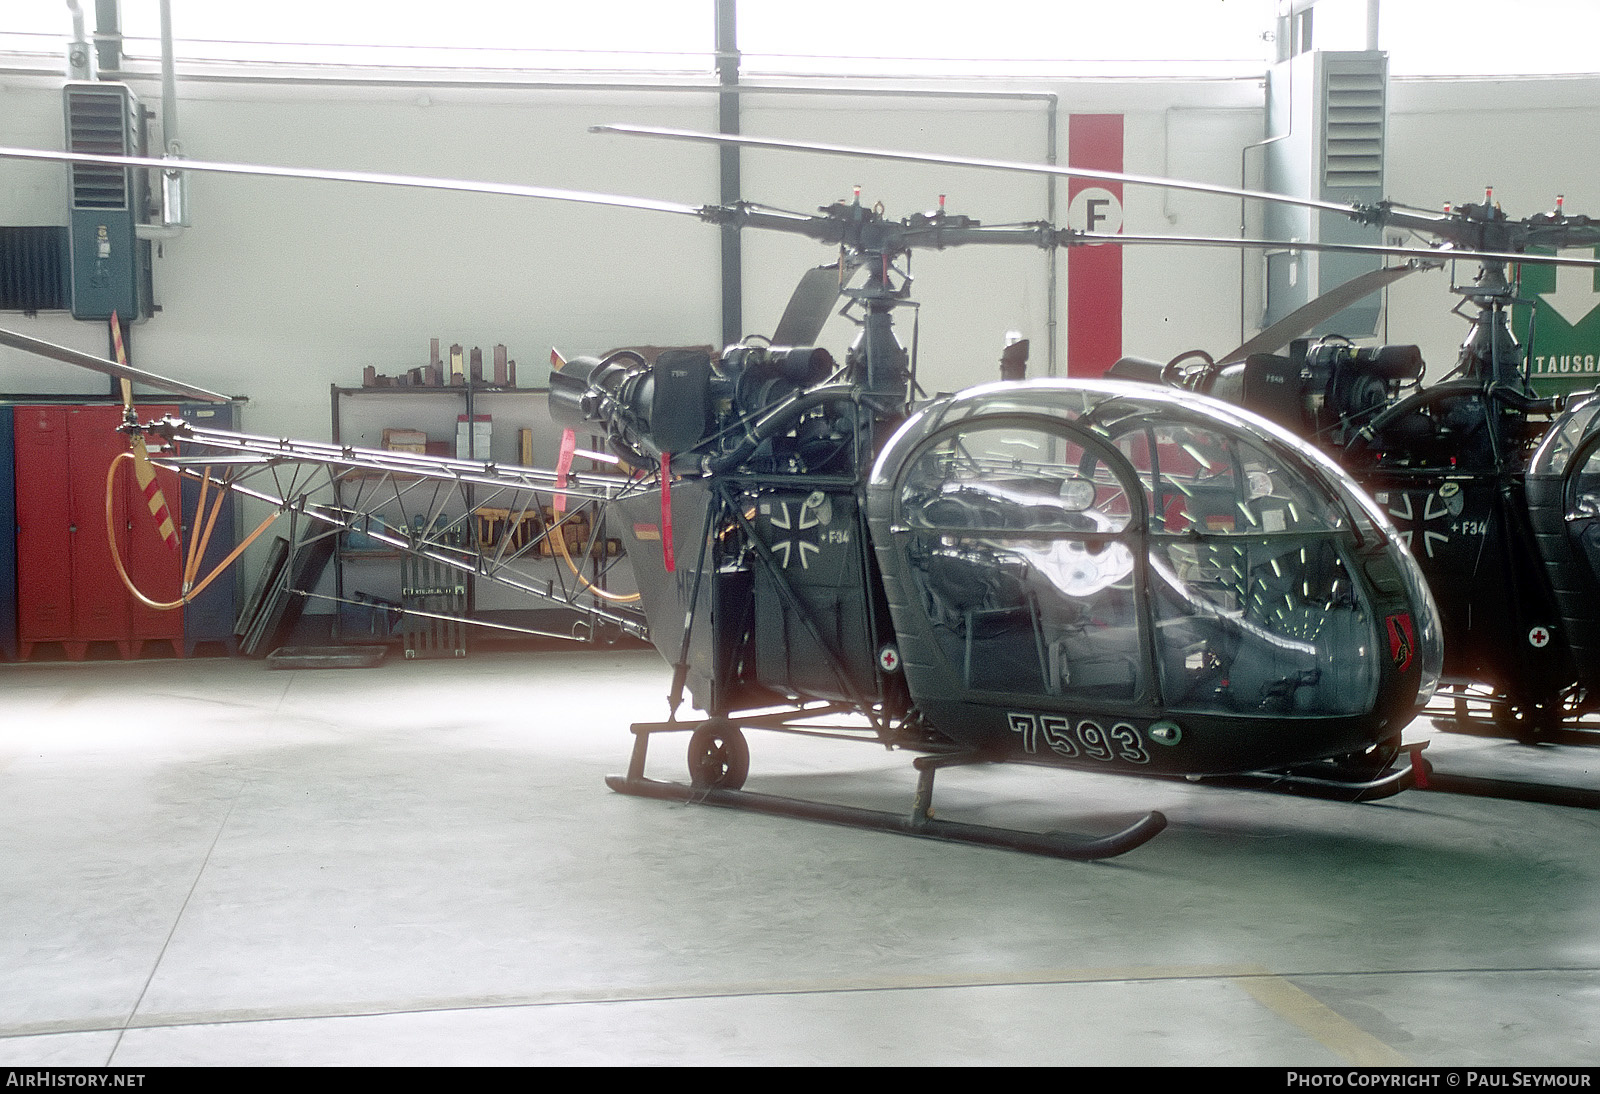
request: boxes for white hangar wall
[1,64,1597,447]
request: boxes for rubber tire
[687,722,750,791]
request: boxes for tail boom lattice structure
[141,417,650,640]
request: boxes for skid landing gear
[605,716,1168,861]
[1410,748,1600,810]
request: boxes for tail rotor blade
[110,313,180,553]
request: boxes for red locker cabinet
[14,404,183,660]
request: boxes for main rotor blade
[0,327,233,404]
[1091,231,1600,268]
[771,265,845,346]
[592,124,1359,217]
[1221,263,1433,363]
[0,146,705,217]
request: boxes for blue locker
[179,401,241,655]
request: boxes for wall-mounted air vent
[1322,68,1385,191]
[1261,50,1388,336]
[61,82,152,320]
[65,84,133,210]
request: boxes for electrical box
[63,82,153,321]
[0,227,71,313]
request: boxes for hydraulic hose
[105,452,281,610]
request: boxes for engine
[1213,339,1426,448]
[548,343,867,476]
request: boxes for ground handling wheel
[687,720,750,790]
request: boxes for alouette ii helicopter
[14,122,1600,860]
[612,126,1600,745]
[1105,190,1600,740]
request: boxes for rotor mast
[698,193,1065,408]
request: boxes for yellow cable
[185,466,230,593]
[183,462,213,589]
[549,505,641,604]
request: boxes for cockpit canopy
[869,380,1442,721]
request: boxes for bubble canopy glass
[869,380,1443,721]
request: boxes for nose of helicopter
[867,378,1442,774]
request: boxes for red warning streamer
[660,453,675,573]
[553,427,577,515]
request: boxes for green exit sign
[1513,247,1600,397]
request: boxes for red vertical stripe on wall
[1067,114,1124,377]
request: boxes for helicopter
[571,124,1600,744]
[634,124,1600,741]
[1097,193,1600,739]
[16,124,1600,858]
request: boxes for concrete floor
[2,647,1599,1067]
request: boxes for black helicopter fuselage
[1342,380,1576,721]
[556,348,1442,781]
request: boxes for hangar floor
[2,648,1599,1067]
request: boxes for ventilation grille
[0,227,70,312]
[65,86,132,210]
[1322,68,1385,191]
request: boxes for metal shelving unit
[326,381,623,649]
